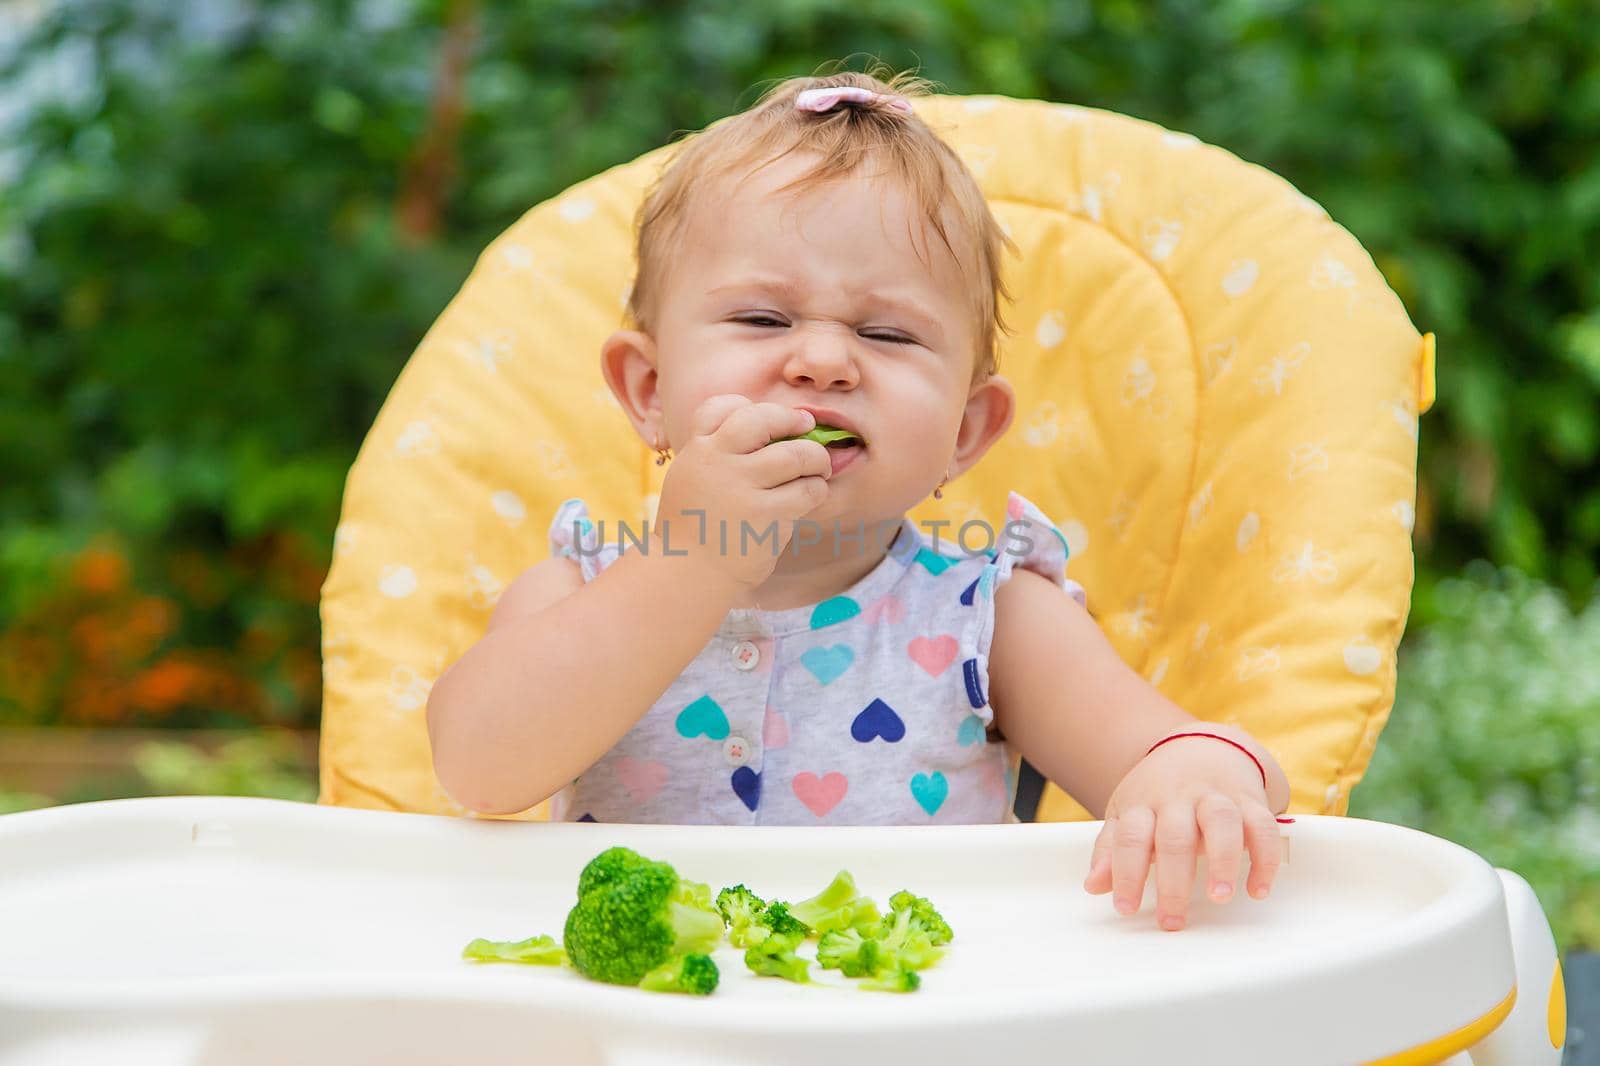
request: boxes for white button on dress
[731,640,760,671]
[723,736,752,767]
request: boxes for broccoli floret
[789,871,883,936]
[845,892,950,976]
[562,847,726,986]
[575,845,648,897]
[743,929,811,983]
[757,901,812,940]
[859,967,921,993]
[715,884,771,948]
[887,890,954,945]
[815,928,885,978]
[679,878,716,912]
[461,934,566,966]
[638,952,720,995]
[814,928,862,969]
[740,902,815,983]
[872,907,946,971]
[817,921,939,989]
[576,847,716,909]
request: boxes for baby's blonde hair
[626,62,1015,379]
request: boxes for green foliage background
[2,1,1596,946]
[1347,565,1600,955]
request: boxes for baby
[428,68,1291,933]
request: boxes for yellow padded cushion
[319,95,1428,823]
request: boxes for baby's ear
[600,329,662,443]
[951,373,1015,475]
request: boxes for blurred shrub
[1350,563,1600,952]
[128,732,317,802]
[0,731,316,813]
[2,0,1597,730]
[1,529,322,728]
[0,788,54,815]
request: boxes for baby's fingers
[1110,806,1156,915]
[748,438,831,489]
[1242,804,1284,900]
[689,393,756,437]
[1197,792,1244,903]
[1084,818,1116,894]
[716,402,814,454]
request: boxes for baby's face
[649,151,986,523]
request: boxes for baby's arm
[986,569,1290,820]
[426,536,745,815]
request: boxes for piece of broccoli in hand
[461,934,566,966]
[741,902,814,983]
[777,424,864,448]
[788,870,883,936]
[562,847,726,986]
[815,928,884,978]
[715,884,771,949]
[638,952,720,995]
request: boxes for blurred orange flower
[72,545,129,597]
[127,596,177,647]
[65,676,127,724]
[70,614,112,664]
[129,657,208,712]
[0,633,62,712]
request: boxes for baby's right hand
[654,395,832,589]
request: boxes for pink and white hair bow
[794,86,913,115]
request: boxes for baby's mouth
[786,424,865,449]
[780,424,866,476]
[824,438,864,476]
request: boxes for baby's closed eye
[732,314,917,345]
[859,329,917,345]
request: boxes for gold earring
[653,434,672,466]
[933,474,948,500]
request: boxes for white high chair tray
[0,796,1512,1066]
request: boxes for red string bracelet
[1145,731,1296,824]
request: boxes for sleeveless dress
[544,491,1086,825]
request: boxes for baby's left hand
[1082,737,1284,931]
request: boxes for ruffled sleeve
[991,491,1087,606]
[547,497,610,583]
[963,491,1087,725]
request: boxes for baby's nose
[784,325,859,388]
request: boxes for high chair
[314,94,1565,1063]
